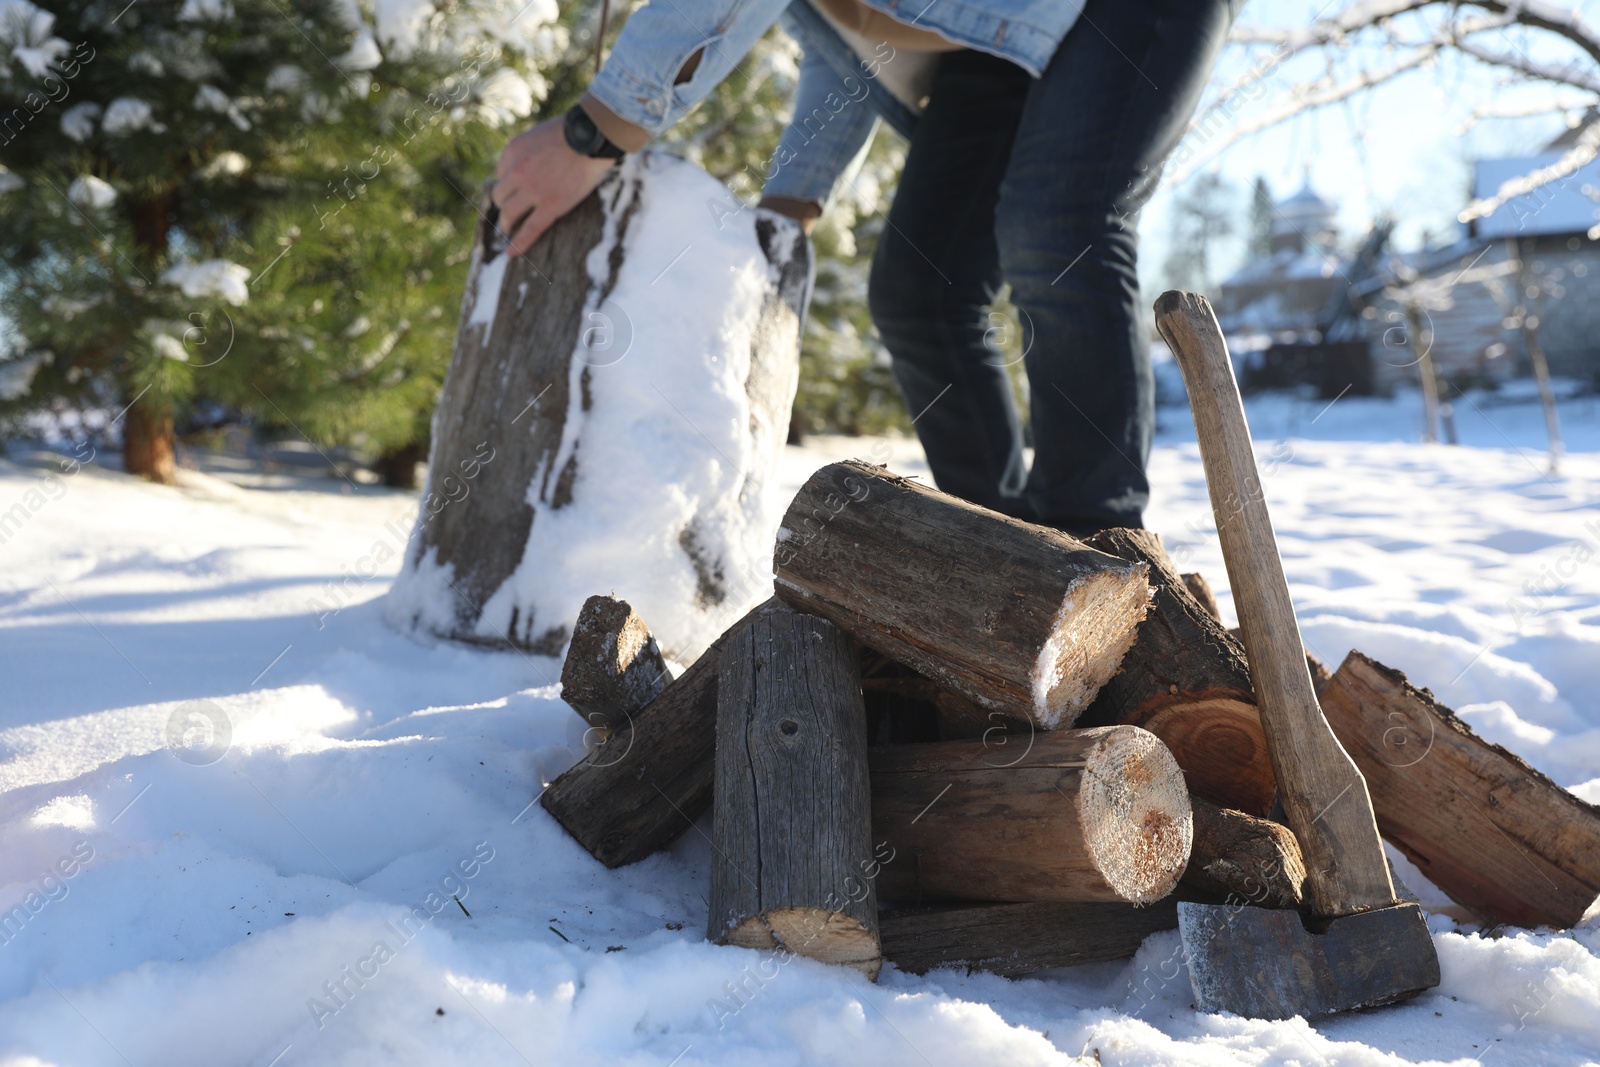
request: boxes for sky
[1135,0,1600,293]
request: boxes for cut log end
[1137,697,1277,817]
[720,909,882,978]
[1032,569,1153,728]
[1079,728,1194,904]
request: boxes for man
[493,0,1239,535]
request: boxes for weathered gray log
[1079,529,1276,816]
[709,613,880,975]
[560,594,672,734]
[1182,796,1306,910]
[773,462,1152,730]
[540,598,788,867]
[878,899,1179,977]
[870,727,1192,904]
[387,154,810,657]
[1322,651,1600,928]
[1181,572,1221,619]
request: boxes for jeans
[868,0,1238,534]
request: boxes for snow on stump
[386,152,811,659]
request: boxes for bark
[774,461,1151,730]
[709,612,879,975]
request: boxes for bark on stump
[386,153,810,659]
[869,727,1192,904]
[709,612,880,975]
[774,461,1152,730]
[560,594,672,734]
[1322,651,1600,928]
[1079,528,1276,816]
[878,899,1179,977]
[541,598,788,867]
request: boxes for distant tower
[1271,181,1338,255]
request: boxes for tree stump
[386,152,811,660]
[870,727,1192,904]
[774,461,1152,729]
[709,612,880,975]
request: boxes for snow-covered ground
[2,385,1599,1066]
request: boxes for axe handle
[1154,290,1395,918]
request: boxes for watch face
[565,106,601,153]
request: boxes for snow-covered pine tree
[0,0,561,483]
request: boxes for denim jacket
[587,0,1085,206]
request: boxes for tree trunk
[1078,529,1276,816]
[1524,322,1564,474]
[774,461,1151,730]
[878,899,1179,978]
[559,594,672,735]
[387,153,810,660]
[1515,237,1565,474]
[374,440,427,489]
[1407,302,1442,444]
[540,598,788,868]
[122,396,178,485]
[1182,795,1306,910]
[709,612,879,975]
[869,727,1192,905]
[1322,651,1600,928]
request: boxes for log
[709,612,880,975]
[386,153,810,660]
[1182,796,1306,910]
[1321,651,1600,928]
[878,899,1179,977]
[1181,572,1222,620]
[560,594,672,734]
[869,727,1192,904]
[540,598,788,867]
[774,461,1152,730]
[1078,528,1276,816]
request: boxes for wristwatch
[563,104,625,160]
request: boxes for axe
[1155,291,1440,1020]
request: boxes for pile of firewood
[542,460,1600,978]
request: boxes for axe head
[1178,901,1440,1020]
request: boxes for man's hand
[493,117,618,257]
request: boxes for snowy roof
[1472,150,1600,239]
